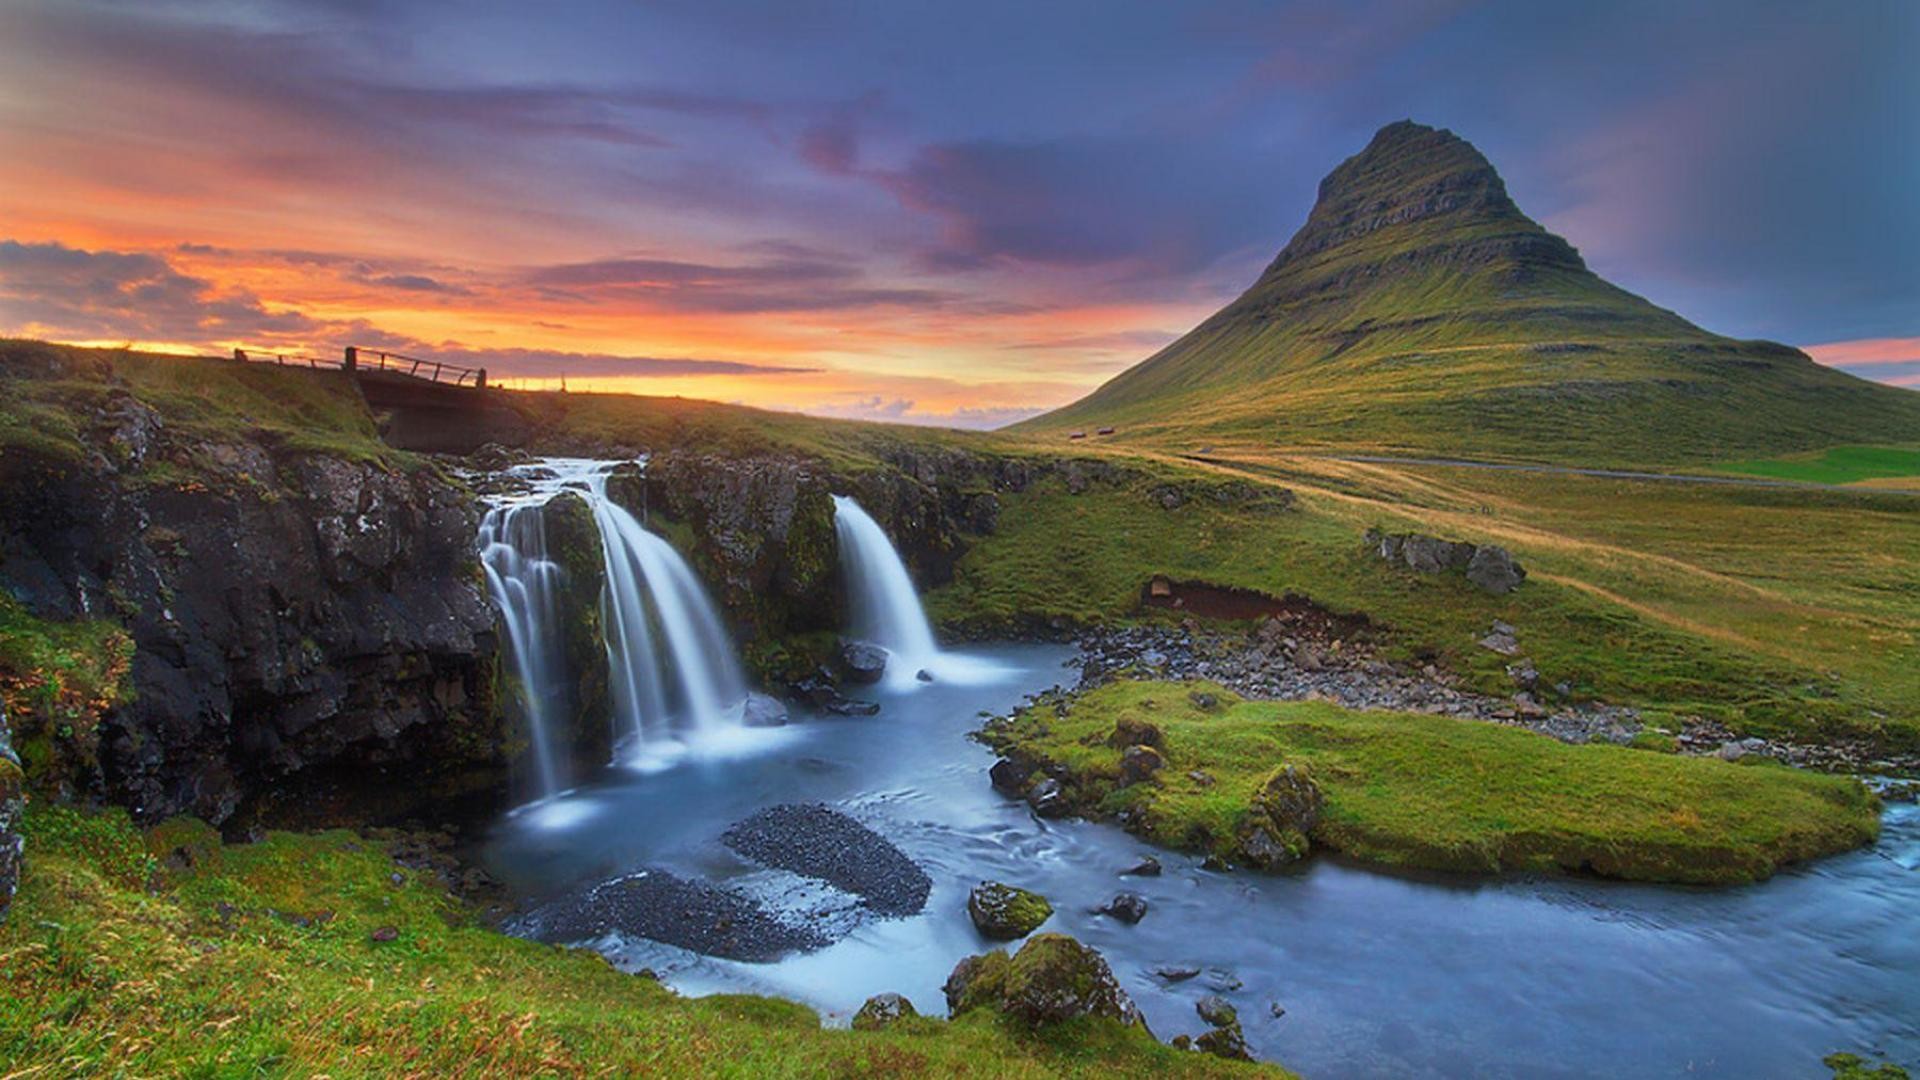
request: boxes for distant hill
[1018,121,1920,465]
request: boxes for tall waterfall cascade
[831,494,1008,689]
[479,459,755,799]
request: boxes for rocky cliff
[0,347,504,829]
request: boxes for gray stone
[1466,544,1527,594]
[839,641,888,684]
[1098,892,1149,924]
[740,692,789,728]
[1118,745,1165,786]
[1196,994,1239,1027]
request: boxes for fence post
[343,346,358,371]
[475,368,487,389]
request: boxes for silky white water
[478,501,567,799]
[831,494,1007,688]
[479,459,755,796]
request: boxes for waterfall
[579,466,749,755]
[832,494,1007,689]
[480,459,753,789]
[479,502,567,800]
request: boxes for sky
[1,0,1915,427]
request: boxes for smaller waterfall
[832,495,1007,689]
[479,502,568,800]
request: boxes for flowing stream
[483,474,1920,1077]
[481,649,1920,1079]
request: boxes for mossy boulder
[967,881,1053,940]
[851,992,918,1031]
[1108,715,1165,750]
[1236,764,1321,869]
[943,933,1143,1030]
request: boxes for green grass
[0,593,133,782]
[930,460,1920,750]
[0,805,1282,1078]
[981,680,1880,884]
[0,339,402,469]
[1717,446,1920,487]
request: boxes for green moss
[1826,1053,1912,1080]
[0,808,1281,1077]
[969,881,1055,939]
[0,595,134,787]
[982,680,1880,885]
[1629,730,1679,754]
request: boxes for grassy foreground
[981,680,1880,884]
[0,805,1277,1078]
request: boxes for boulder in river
[1196,994,1238,1027]
[1027,777,1070,818]
[1098,892,1150,924]
[968,881,1053,940]
[944,933,1143,1030]
[838,641,888,684]
[1120,855,1163,877]
[1195,1022,1254,1061]
[740,692,790,728]
[989,757,1034,795]
[852,992,918,1031]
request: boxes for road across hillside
[1322,454,1920,495]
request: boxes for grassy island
[980,680,1880,885]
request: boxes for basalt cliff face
[0,349,503,829]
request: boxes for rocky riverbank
[1067,617,1918,776]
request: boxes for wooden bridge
[232,345,488,388]
[231,344,524,452]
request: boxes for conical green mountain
[1019,121,1919,465]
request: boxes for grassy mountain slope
[1019,122,1920,466]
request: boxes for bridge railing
[350,347,486,388]
[230,346,487,388]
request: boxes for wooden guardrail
[231,346,487,388]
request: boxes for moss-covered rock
[1236,764,1322,868]
[967,881,1053,940]
[943,933,1144,1030]
[851,991,918,1031]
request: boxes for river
[482,642,1919,1079]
